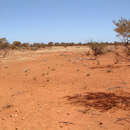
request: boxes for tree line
[0,17,130,50]
[0,38,116,50]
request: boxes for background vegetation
[0,18,129,54]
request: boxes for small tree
[0,38,10,58]
[32,43,41,48]
[22,43,30,48]
[48,42,54,47]
[0,37,10,50]
[113,17,130,45]
[12,41,21,47]
[55,42,60,46]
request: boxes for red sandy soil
[0,46,130,130]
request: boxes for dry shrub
[30,47,39,51]
[89,43,107,56]
[113,46,130,63]
[127,49,130,55]
[0,49,9,58]
[125,46,130,56]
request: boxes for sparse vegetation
[88,43,107,56]
[113,17,130,45]
[0,38,10,50]
[0,37,122,52]
[0,0,130,128]
[125,46,130,56]
[0,36,130,130]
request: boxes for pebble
[24,68,29,72]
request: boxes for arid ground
[0,46,130,130]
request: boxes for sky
[0,0,130,43]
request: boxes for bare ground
[0,46,130,130]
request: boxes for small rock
[77,69,80,72]
[86,73,90,76]
[99,122,103,125]
[5,66,8,68]
[24,68,29,72]
[66,113,70,115]
[10,114,13,118]
[33,77,37,80]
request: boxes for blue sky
[0,0,130,43]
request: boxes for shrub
[127,49,130,55]
[39,43,46,48]
[10,44,17,49]
[48,42,54,47]
[0,38,10,50]
[31,43,41,48]
[55,42,60,46]
[89,43,107,56]
[30,47,38,51]
[21,43,30,48]
[0,42,10,50]
[125,46,130,56]
[12,41,22,47]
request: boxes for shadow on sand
[65,92,130,112]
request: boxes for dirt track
[0,46,130,130]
